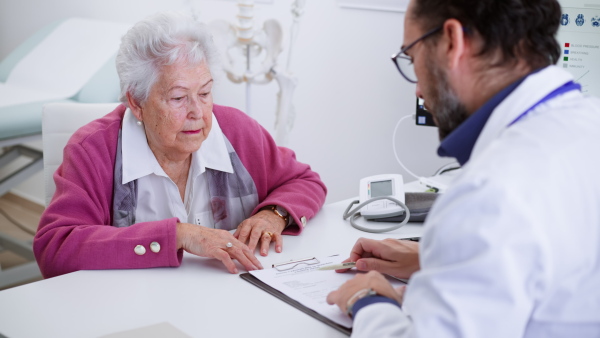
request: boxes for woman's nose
[188,96,205,119]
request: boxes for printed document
[249,254,405,328]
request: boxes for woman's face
[131,60,214,162]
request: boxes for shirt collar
[121,109,233,184]
[196,112,233,175]
[437,73,532,166]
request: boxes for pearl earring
[136,120,142,126]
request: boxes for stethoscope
[508,81,581,127]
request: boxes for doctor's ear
[126,92,143,120]
[441,19,468,71]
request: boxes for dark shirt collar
[437,74,531,166]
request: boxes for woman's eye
[200,92,209,97]
[172,97,184,101]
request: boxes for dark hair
[411,0,561,69]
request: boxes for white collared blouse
[121,109,233,228]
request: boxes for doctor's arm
[331,178,544,337]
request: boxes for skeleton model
[208,0,306,146]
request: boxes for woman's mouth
[182,129,201,135]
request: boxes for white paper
[250,254,406,328]
[5,18,131,99]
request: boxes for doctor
[327,0,600,337]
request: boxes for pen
[317,262,356,271]
[399,237,420,242]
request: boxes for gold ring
[264,231,273,238]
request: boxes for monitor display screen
[371,180,393,198]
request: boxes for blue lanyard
[507,81,581,127]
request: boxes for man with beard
[327,0,600,337]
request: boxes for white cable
[343,197,410,233]
[393,114,420,180]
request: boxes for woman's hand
[335,238,420,279]
[176,222,263,274]
[233,210,287,256]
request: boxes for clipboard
[240,272,352,336]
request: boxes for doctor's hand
[336,238,420,279]
[176,222,263,274]
[326,271,403,316]
[233,210,286,257]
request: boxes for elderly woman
[34,12,326,278]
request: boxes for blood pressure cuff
[371,192,438,223]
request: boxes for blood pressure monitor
[359,174,405,220]
[343,174,411,233]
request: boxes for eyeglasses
[391,26,442,83]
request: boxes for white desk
[0,197,425,338]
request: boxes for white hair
[116,11,219,106]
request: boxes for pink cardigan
[34,104,327,278]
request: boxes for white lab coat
[352,66,600,338]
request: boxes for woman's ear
[126,92,143,121]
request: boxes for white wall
[0,0,451,205]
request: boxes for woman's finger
[246,227,264,252]
[273,232,283,253]
[229,245,262,271]
[242,245,263,270]
[236,222,252,244]
[259,232,272,256]
[212,248,239,274]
